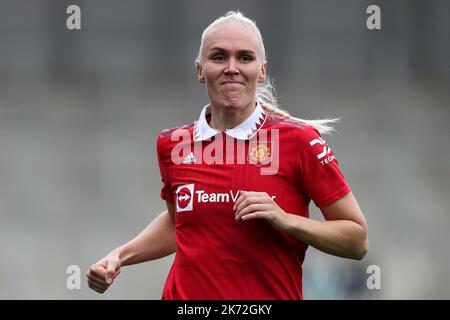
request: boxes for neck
[209,100,257,131]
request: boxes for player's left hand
[233,191,290,231]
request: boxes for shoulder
[158,121,196,139]
[157,121,196,153]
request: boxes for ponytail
[257,77,339,135]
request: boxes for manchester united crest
[248,141,272,166]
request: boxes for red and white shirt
[157,102,350,300]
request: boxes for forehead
[203,22,261,53]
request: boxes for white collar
[194,102,267,141]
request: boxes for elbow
[353,239,369,260]
[352,229,369,260]
[348,225,369,260]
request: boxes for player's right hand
[86,254,121,294]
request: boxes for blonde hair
[196,10,339,135]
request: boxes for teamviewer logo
[176,184,194,212]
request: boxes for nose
[224,57,239,75]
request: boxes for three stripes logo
[182,152,197,164]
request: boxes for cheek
[243,66,262,83]
[203,63,221,78]
[245,75,261,89]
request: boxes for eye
[212,54,225,62]
[240,55,253,63]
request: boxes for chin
[221,100,244,110]
[220,95,247,108]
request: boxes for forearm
[108,211,176,266]
[283,213,368,260]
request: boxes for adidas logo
[182,152,197,164]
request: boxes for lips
[221,81,244,86]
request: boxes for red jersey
[156,103,350,300]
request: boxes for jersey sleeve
[157,134,174,203]
[297,126,350,208]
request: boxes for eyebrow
[208,47,257,55]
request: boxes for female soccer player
[87,11,368,299]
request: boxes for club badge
[248,141,272,166]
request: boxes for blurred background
[0,0,449,299]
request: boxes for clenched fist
[86,254,121,294]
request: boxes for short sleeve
[157,135,174,203]
[297,127,350,208]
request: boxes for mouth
[221,81,244,86]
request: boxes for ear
[196,61,205,83]
[258,61,267,83]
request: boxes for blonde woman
[87,11,368,300]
